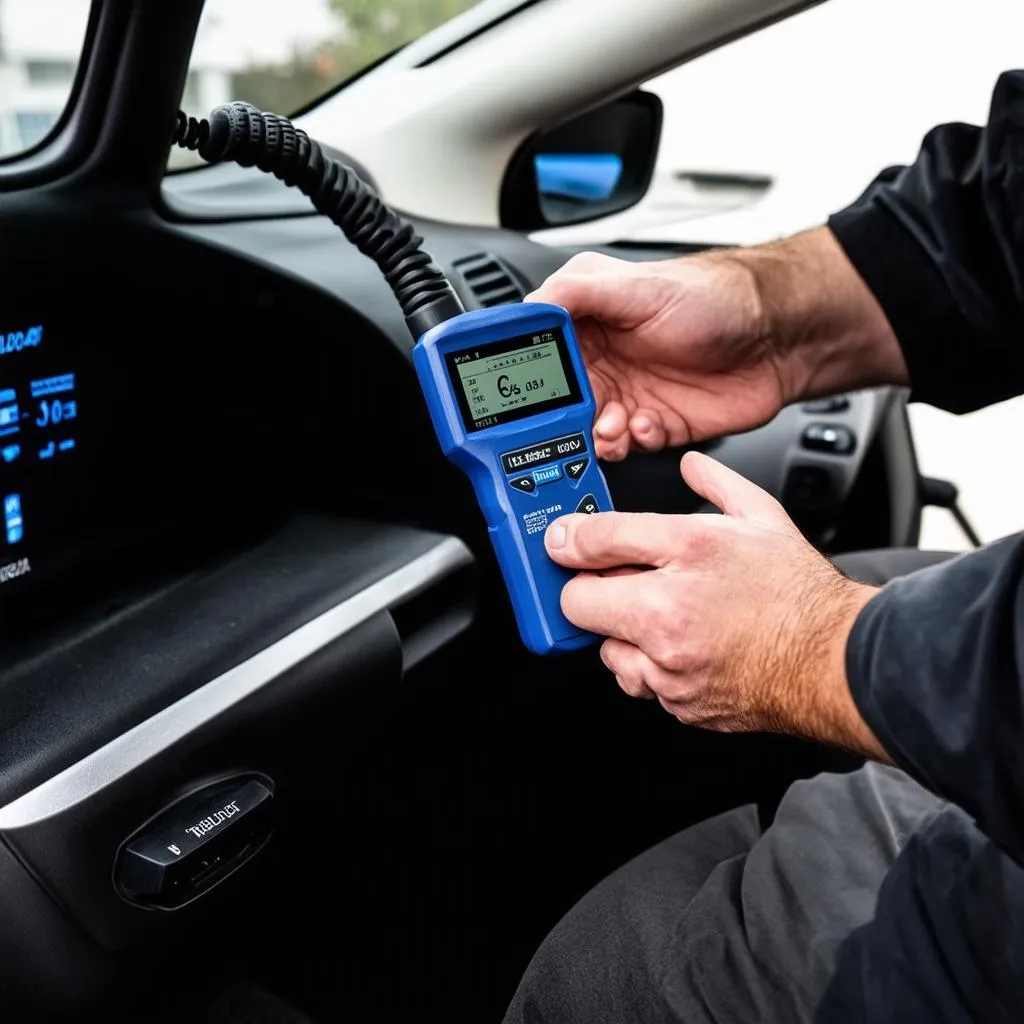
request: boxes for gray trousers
[503,549,954,1024]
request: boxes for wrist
[739,227,910,402]
[783,577,892,762]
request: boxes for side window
[640,0,1024,245]
[639,0,1024,552]
[0,1,92,159]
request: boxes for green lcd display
[444,327,583,433]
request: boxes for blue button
[532,464,563,486]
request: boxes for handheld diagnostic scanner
[172,103,613,655]
[413,304,613,654]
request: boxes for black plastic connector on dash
[172,104,465,341]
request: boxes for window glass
[170,0,483,170]
[0,0,92,159]
[633,0,1024,246]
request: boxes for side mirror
[500,90,663,231]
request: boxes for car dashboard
[0,175,918,1020]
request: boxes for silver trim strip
[0,537,473,831]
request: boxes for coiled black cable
[173,104,465,340]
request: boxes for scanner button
[575,494,600,515]
[565,457,589,482]
[510,475,537,495]
[532,464,562,486]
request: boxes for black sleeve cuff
[844,585,912,776]
[828,193,977,412]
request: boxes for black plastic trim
[0,518,470,810]
[880,390,922,547]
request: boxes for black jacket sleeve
[828,70,1024,413]
[847,541,1024,868]
[832,72,1024,867]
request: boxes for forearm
[732,226,910,402]
[780,575,892,763]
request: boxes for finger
[558,572,649,644]
[593,398,632,462]
[595,431,631,463]
[546,511,688,571]
[680,451,789,526]
[526,253,643,325]
[629,409,668,452]
[600,638,657,700]
[594,400,628,447]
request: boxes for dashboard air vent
[452,253,525,308]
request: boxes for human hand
[528,249,784,461]
[529,230,908,461]
[544,451,888,760]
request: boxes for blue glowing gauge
[25,369,78,461]
[0,321,82,569]
[31,373,77,432]
[0,389,19,438]
[4,493,23,544]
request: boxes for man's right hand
[529,230,908,461]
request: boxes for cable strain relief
[405,291,466,341]
[199,104,244,162]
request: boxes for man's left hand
[545,452,889,760]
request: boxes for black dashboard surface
[0,165,916,1022]
[0,516,448,806]
[0,205,477,809]
[171,198,897,537]
[0,183,901,816]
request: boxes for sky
[1,0,339,66]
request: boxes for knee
[503,900,605,1024]
[503,871,659,1024]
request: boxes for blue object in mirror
[534,153,624,203]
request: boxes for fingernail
[547,523,567,548]
[634,415,652,434]
[595,414,614,438]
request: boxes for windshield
[171,0,483,169]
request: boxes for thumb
[681,451,790,526]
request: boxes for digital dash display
[0,320,81,592]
